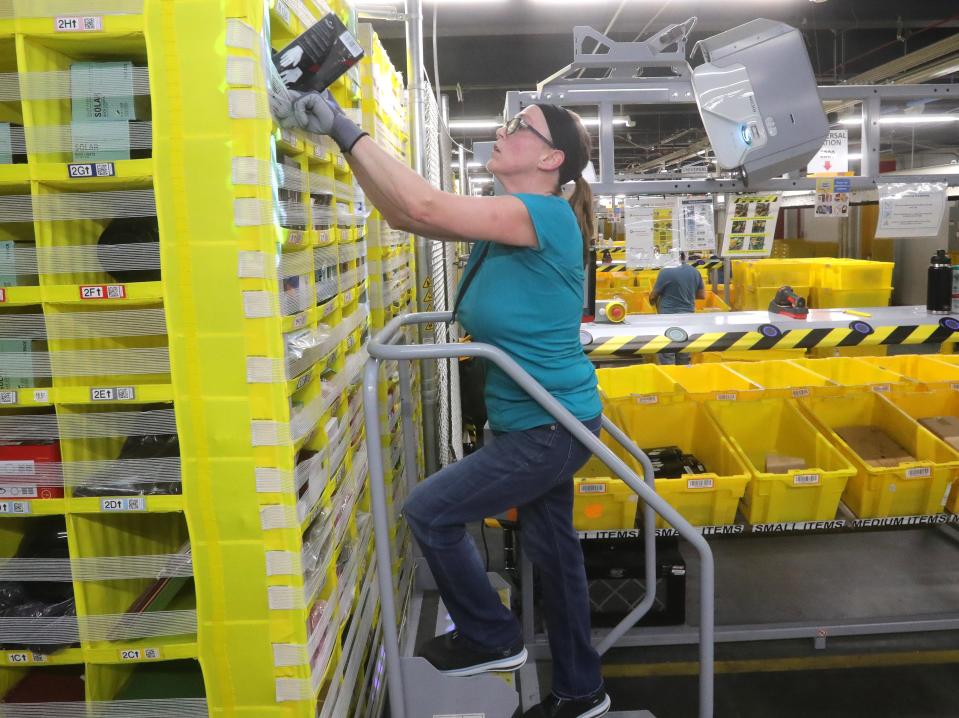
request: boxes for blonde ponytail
[569,176,594,267]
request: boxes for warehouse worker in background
[649,251,705,366]
[273,89,611,718]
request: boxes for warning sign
[807,130,848,174]
[422,278,432,289]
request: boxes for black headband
[535,103,586,186]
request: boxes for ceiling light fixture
[839,115,959,125]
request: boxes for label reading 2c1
[68,162,115,179]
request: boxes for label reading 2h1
[69,162,115,179]
[55,16,103,32]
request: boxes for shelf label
[275,0,291,25]
[951,383,959,392]
[292,311,308,329]
[791,387,811,398]
[119,647,161,662]
[90,386,136,402]
[295,371,312,391]
[68,162,116,179]
[905,467,932,479]
[55,16,103,32]
[280,128,298,146]
[80,284,127,300]
[6,652,47,664]
[33,389,49,403]
[0,288,5,303]
[578,483,607,494]
[872,384,891,393]
[715,392,738,401]
[0,461,35,477]
[687,478,714,489]
[339,31,364,60]
[0,391,17,405]
[793,473,821,486]
[0,501,32,515]
[100,497,147,512]
[287,230,305,247]
[634,394,659,405]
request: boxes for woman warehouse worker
[274,90,610,718]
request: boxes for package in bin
[98,216,162,284]
[0,441,63,500]
[0,516,77,653]
[644,446,708,479]
[273,13,364,94]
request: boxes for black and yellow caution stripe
[596,258,724,272]
[585,323,957,357]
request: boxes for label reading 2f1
[101,497,146,512]
[55,16,103,32]
[69,162,115,179]
[80,285,126,300]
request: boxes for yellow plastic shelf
[41,281,164,305]
[84,638,199,665]
[66,494,185,515]
[53,384,175,405]
[2,647,84,667]
[32,158,154,187]
[0,164,30,183]
[16,15,146,37]
[0,285,43,306]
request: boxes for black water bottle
[928,249,952,314]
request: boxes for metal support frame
[505,22,959,196]
[363,312,717,718]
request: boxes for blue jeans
[403,415,604,700]
[658,351,691,366]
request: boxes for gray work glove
[293,91,368,154]
[269,86,303,129]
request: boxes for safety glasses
[504,115,555,149]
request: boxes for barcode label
[6,652,47,665]
[687,478,714,489]
[119,647,161,662]
[68,162,115,178]
[905,467,931,479]
[281,129,298,146]
[791,388,810,398]
[0,288,5,302]
[578,484,607,494]
[287,231,305,246]
[793,473,821,485]
[0,391,17,405]
[101,497,147,512]
[951,383,959,391]
[296,372,311,391]
[715,392,738,401]
[0,501,31,515]
[55,16,103,32]
[872,384,891,393]
[80,285,126,300]
[90,387,136,402]
[0,461,35,477]
[635,394,659,405]
[293,312,307,329]
[0,486,37,498]
[340,31,364,59]
[33,390,49,403]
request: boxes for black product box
[273,13,364,93]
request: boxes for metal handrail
[363,311,715,718]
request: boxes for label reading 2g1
[68,162,116,179]
[55,16,103,32]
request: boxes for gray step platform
[608,713,657,717]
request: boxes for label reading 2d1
[68,162,115,179]
[101,497,147,512]
[80,285,126,300]
[55,16,103,32]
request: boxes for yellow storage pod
[707,399,856,523]
[791,357,905,393]
[723,360,839,399]
[596,363,684,403]
[881,388,959,515]
[799,393,959,517]
[815,259,894,290]
[611,401,750,528]
[859,354,959,390]
[810,286,893,309]
[694,349,807,364]
[657,363,762,401]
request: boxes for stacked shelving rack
[0,1,421,716]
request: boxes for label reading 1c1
[6,652,47,664]
[68,162,115,179]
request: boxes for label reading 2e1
[68,162,115,179]
[55,16,103,32]
[90,387,136,402]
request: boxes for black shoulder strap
[452,241,491,320]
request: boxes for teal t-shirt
[653,264,704,314]
[456,193,602,432]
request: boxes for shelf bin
[809,286,893,309]
[657,363,761,401]
[707,398,855,523]
[858,354,959,390]
[608,400,750,528]
[724,360,839,399]
[799,392,959,518]
[595,363,684,403]
[790,357,905,394]
[881,388,959,515]
[573,458,640,530]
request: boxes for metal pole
[458,144,469,195]
[598,102,615,185]
[861,96,881,178]
[363,357,407,718]
[397,357,420,500]
[406,0,441,476]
